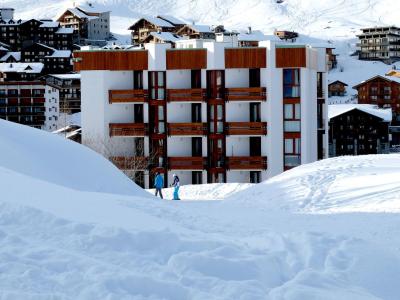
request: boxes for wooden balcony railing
[227,156,268,170]
[168,157,206,170]
[110,156,148,170]
[167,88,205,102]
[226,122,267,135]
[109,123,148,137]
[225,87,266,101]
[109,89,147,103]
[168,122,207,136]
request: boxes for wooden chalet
[328,80,348,97]
[143,32,182,47]
[176,24,215,40]
[129,17,177,45]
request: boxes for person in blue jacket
[154,172,164,199]
[171,174,180,200]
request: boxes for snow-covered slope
[1,118,400,299]
[5,0,400,39]
[0,119,150,197]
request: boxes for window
[284,103,301,132]
[283,69,300,98]
[133,71,143,89]
[250,171,261,183]
[284,137,301,167]
[191,69,201,88]
[249,68,260,87]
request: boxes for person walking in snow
[154,172,164,199]
[171,174,180,200]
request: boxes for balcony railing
[168,122,207,136]
[167,88,205,102]
[109,89,148,103]
[226,122,267,135]
[227,156,267,170]
[110,156,148,170]
[168,157,206,170]
[225,87,266,101]
[109,123,148,137]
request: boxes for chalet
[129,17,177,45]
[46,73,81,114]
[57,5,111,44]
[326,47,337,70]
[156,15,185,31]
[0,51,20,63]
[328,80,348,97]
[353,75,400,124]
[0,62,44,81]
[328,104,391,156]
[274,30,298,42]
[176,24,215,40]
[143,32,182,47]
[21,43,72,74]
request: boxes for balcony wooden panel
[276,47,306,68]
[166,49,207,70]
[225,48,267,68]
[225,87,266,101]
[226,122,267,135]
[227,156,267,170]
[110,156,148,170]
[109,89,148,103]
[167,88,205,102]
[109,123,148,137]
[73,50,148,71]
[168,157,206,170]
[168,122,207,136]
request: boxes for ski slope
[1,119,400,299]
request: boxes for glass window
[295,103,301,119]
[285,139,293,153]
[284,104,293,119]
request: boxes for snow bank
[229,154,400,213]
[0,119,149,197]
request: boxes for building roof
[328,104,392,122]
[352,75,400,89]
[328,80,348,86]
[48,73,81,80]
[0,52,21,62]
[187,24,212,33]
[76,5,109,14]
[56,27,74,34]
[157,15,185,26]
[46,50,72,58]
[64,8,99,21]
[39,21,59,28]
[129,16,175,29]
[0,62,44,73]
[238,30,280,42]
[148,32,183,43]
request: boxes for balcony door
[133,71,143,89]
[191,70,201,89]
[192,137,202,157]
[250,103,261,122]
[250,137,261,156]
[134,104,143,123]
[191,103,202,122]
[249,68,260,88]
[207,70,225,100]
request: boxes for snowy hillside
[5,0,400,39]
[1,119,400,299]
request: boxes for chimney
[248,26,252,34]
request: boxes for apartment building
[46,74,81,114]
[75,41,328,188]
[357,26,400,63]
[0,81,59,131]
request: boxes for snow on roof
[136,16,175,28]
[56,27,74,34]
[238,30,280,42]
[77,5,109,14]
[49,73,80,80]
[328,80,348,86]
[149,32,182,42]
[46,50,72,58]
[328,104,392,121]
[0,46,9,51]
[157,15,185,25]
[188,24,212,33]
[353,75,400,88]
[66,8,98,20]
[0,62,44,73]
[39,21,59,28]
[0,52,21,62]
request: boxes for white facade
[80,41,328,188]
[87,11,110,41]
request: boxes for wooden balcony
[226,122,267,135]
[225,87,266,101]
[110,156,148,170]
[168,122,207,136]
[227,156,268,170]
[109,123,148,137]
[167,88,205,102]
[168,157,206,170]
[109,89,147,103]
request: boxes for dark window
[250,103,261,122]
[192,171,203,184]
[250,171,261,183]
[191,69,201,89]
[283,69,300,98]
[191,103,202,122]
[133,71,143,89]
[192,137,202,157]
[249,68,260,87]
[134,104,144,123]
[250,137,261,156]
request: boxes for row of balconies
[108,87,267,103]
[109,122,268,137]
[110,156,268,171]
